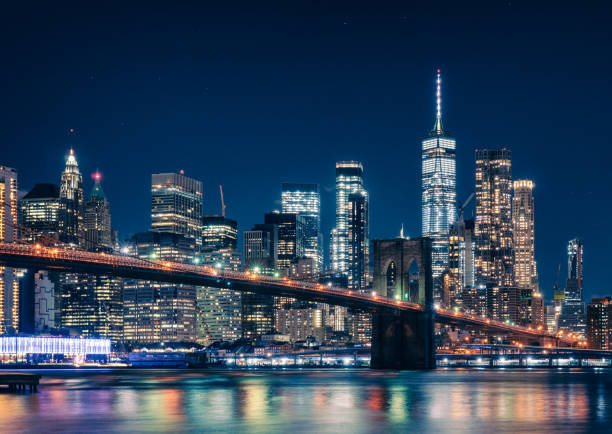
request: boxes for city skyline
[1,3,610,304]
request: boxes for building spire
[432,69,443,135]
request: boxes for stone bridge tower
[370,237,434,369]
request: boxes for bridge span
[0,242,580,368]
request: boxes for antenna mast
[219,185,226,217]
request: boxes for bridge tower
[371,237,435,369]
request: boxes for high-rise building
[568,238,583,288]
[83,172,112,251]
[0,166,19,334]
[202,215,237,252]
[474,149,513,304]
[421,71,456,301]
[330,161,367,275]
[60,273,123,342]
[197,249,242,345]
[264,212,304,271]
[59,149,84,245]
[243,224,277,272]
[558,239,586,335]
[281,183,322,272]
[19,184,64,243]
[587,297,612,350]
[151,172,203,246]
[347,191,369,289]
[512,180,538,291]
[242,223,277,339]
[448,219,475,309]
[123,231,197,344]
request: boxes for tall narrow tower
[330,161,368,278]
[0,166,18,333]
[512,180,537,290]
[474,149,513,289]
[60,149,84,245]
[84,172,112,251]
[421,70,456,302]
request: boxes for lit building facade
[19,184,64,242]
[264,212,304,271]
[558,239,586,335]
[587,297,612,350]
[60,273,123,342]
[151,172,203,246]
[242,224,277,339]
[474,149,513,318]
[0,166,19,334]
[421,71,456,301]
[202,215,237,252]
[83,173,112,251]
[281,183,322,272]
[448,219,474,309]
[197,250,242,345]
[347,191,369,289]
[123,231,197,344]
[330,161,367,275]
[59,149,84,245]
[512,180,538,290]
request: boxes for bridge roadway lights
[370,309,435,370]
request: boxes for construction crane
[219,185,226,217]
[457,192,475,223]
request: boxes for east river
[0,368,610,432]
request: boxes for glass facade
[281,183,322,272]
[83,175,112,251]
[197,250,242,345]
[151,172,203,246]
[347,191,369,289]
[19,184,64,242]
[202,215,237,252]
[123,231,197,344]
[558,238,586,334]
[331,161,368,277]
[421,72,456,301]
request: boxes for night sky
[1,2,610,301]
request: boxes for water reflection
[0,369,610,432]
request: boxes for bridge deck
[0,242,579,345]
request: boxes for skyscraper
[512,180,538,290]
[123,231,197,344]
[151,172,203,246]
[59,149,84,245]
[201,215,237,252]
[421,70,456,301]
[474,149,513,290]
[0,166,19,333]
[568,238,583,288]
[558,238,586,334]
[83,172,112,251]
[448,218,475,309]
[242,223,277,339]
[330,161,368,276]
[587,297,612,350]
[197,249,242,345]
[19,183,64,242]
[347,191,369,289]
[264,212,304,271]
[281,183,322,272]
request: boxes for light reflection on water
[0,369,610,432]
